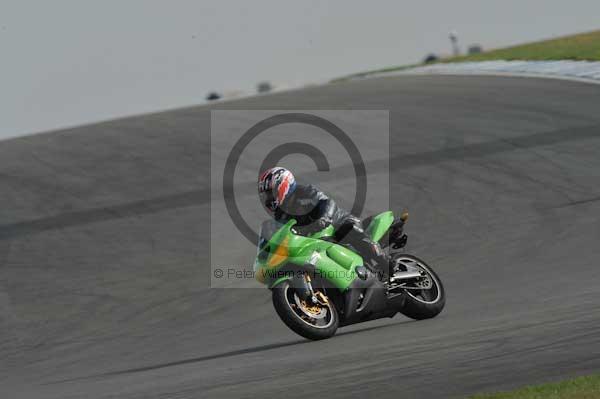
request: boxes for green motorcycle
[254,211,445,340]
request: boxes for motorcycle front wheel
[272,280,339,340]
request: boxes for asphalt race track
[1,75,600,398]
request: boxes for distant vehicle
[257,81,272,93]
[206,92,221,101]
[423,53,439,64]
[468,44,483,55]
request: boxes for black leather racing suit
[274,184,390,278]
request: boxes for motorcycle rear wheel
[272,281,339,340]
[393,254,446,320]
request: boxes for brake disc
[293,293,327,319]
[414,276,433,289]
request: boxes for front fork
[297,273,328,305]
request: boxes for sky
[1,0,600,139]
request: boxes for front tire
[272,281,339,340]
[394,254,445,320]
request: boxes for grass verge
[333,29,600,82]
[471,375,600,399]
[448,29,600,63]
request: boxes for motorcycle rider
[258,166,394,280]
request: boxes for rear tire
[272,281,339,340]
[394,255,445,320]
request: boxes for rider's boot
[372,249,411,283]
[369,252,391,282]
[336,219,396,282]
[360,240,395,282]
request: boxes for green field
[449,29,600,62]
[334,29,600,82]
[471,375,600,399]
